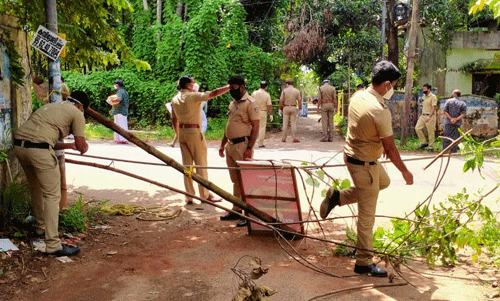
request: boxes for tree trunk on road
[84,108,297,234]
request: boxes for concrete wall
[438,95,498,138]
[0,14,32,186]
[385,92,498,138]
[386,92,419,137]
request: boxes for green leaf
[340,179,351,189]
[315,170,325,180]
[305,177,320,188]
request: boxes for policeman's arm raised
[208,85,230,100]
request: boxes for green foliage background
[60,0,282,125]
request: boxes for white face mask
[383,83,394,99]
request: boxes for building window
[472,73,500,97]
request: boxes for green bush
[59,197,88,233]
[63,68,177,126]
[0,176,31,230]
[59,197,108,233]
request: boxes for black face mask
[230,88,242,100]
[423,90,429,95]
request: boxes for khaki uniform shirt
[280,86,300,106]
[225,92,260,139]
[344,87,393,162]
[251,88,272,111]
[172,89,210,127]
[319,83,336,103]
[421,92,438,115]
[15,102,85,147]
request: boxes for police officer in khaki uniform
[279,79,302,143]
[14,91,91,257]
[317,79,338,142]
[251,81,273,148]
[219,75,260,227]
[172,75,230,204]
[415,83,438,151]
[319,61,413,277]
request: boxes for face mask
[423,90,429,95]
[230,88,242,100]
[383,85,394,99]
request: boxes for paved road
[65,115,500,228]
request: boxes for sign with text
[31,25,67,61]
[236,161,304,234]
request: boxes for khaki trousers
[225,140,251,209]
[415,114,436,147]
[339,155,391,266]
[321,103,335,139]
[179,129,210,202]
[282,106,297,140]
[257,111,268,147]
[15,146,62,252]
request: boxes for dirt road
[2,113,500,301]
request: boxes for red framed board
[236,161,304,235]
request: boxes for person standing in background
[107,79,130,144]
[279,79,301,143]
[317,79,338,142]
[442,89,467,153]
[252,81,273,148]
[415,84,438,152]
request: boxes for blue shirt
[112,87,129,116]
[443,97,467,126]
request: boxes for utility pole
[381,0,387,60]
[45,0,68,208]
[401,0,419,145]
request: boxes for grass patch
[395,136,443,152]
[84,117,228,142]
[204,117,226,140]
[85,122,114,140]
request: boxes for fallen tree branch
[307,282,407,300]
[84,107,296,233]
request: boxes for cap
[68,90,90,109]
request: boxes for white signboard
[30,25,67,61]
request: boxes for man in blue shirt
[442,89,467,153]
[109,79,130,144]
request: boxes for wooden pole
[84,108,295,232]
[400,0,419,145]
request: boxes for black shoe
[236,219,248,227]
[220,211,242,221]
[48,245,81,257]
[319,188,340,219]
[354,264,387,277]
[417,143,428,150]
[427,148,434,152]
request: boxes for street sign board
[30,25,67,61]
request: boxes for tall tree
[0,0,150,72]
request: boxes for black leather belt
[422,113,429,116]
[230,136,250,144]
[347,156,376,166]
[14,138,51,149]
